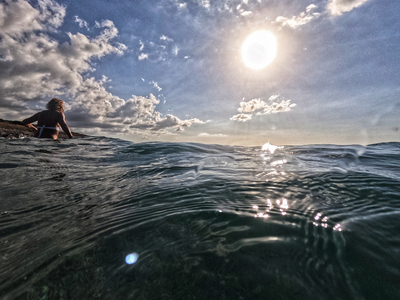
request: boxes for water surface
[1,137,400,299]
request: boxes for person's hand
[25,124,37,131]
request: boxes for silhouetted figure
[22,98,73,139]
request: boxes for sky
[0,0,399,146]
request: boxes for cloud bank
[230,95,296,122]
[0,0,203,135]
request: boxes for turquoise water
[1,137,400,299]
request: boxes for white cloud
[138,53,148,60]
[160,35,173,42]
[199,133,227,137]
[275,4,320,29]
[274,0,371,29]
[141,79,163,93]
[236,3,252,16]
[327,0,370,16]
[110,95,203,132]
[259,99,296,114]
[139,40,145,51]
[0,0,204,135]
[37,0,66,30]
[74,16,88,29]
[170,0,256,16]
[241,11,252,16]
[0,0,55,36]
[149,81,162,91]
[95,19,114,28]
[230,113,253,122]
[137,36,177,63]
[199,0,210,9]
[230,95,296,122]
[238,98,267,113]
[268,94,280,102]
[151,114,204,132]
[172,45,179,56]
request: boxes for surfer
[22,98,74,139]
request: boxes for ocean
[1,137,400,299]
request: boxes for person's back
[35,109,67,139]
[22,98,73,139]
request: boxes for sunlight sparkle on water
[334,224,342,231]
[314,213,322,220]
[262,142,283,154]
[253,198,288,218]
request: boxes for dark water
[1,137,400,299]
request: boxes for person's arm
[22,113,40,131]
[58,113,73,138]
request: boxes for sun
[242,30,277,70]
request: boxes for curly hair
[46,98,64,113]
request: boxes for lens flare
[125,253,139,264]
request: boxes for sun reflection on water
[277,198,288,215]
[261,142,284,154]
[257,142,343,232]
[313,213,342,231]
[270,159,287,167]
[253,201,343,231]
[259,142,288,182]
[333,224,342,231]
[253,197,289,218]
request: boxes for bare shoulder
[57,111,67,123]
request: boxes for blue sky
[0,0,399,145]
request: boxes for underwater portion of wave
[1,137,400,299]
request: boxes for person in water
[22,98,73,139]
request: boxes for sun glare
[242,31,277,70]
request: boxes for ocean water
[1,137,400,300]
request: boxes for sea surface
[1,137,400,299]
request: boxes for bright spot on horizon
[125,253,139,264]
[242,31,277,70]
[262,142,283,154]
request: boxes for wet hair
[46,98,64,113]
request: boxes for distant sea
[1,137,400,299]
